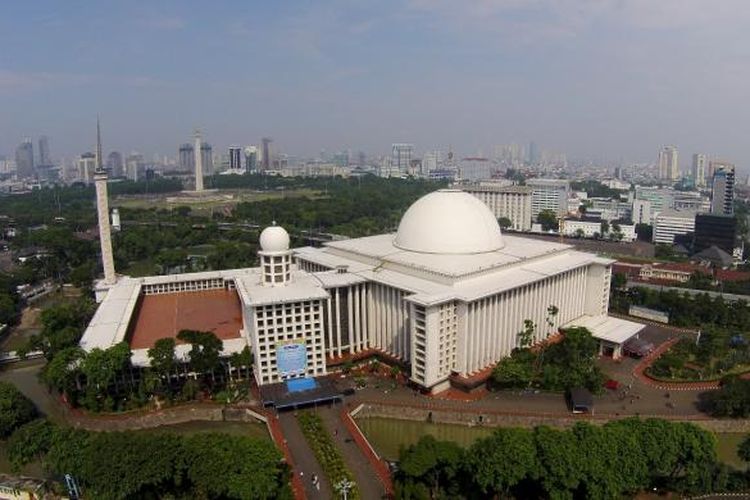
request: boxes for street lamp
[334,478,356,500]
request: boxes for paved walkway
[278,411,333,499]
[316,404,386,500]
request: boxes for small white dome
[259,224,290,253]
[394,189,504,254]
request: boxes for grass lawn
[122,259,158,277]
[716,432,747,469]
[136,420,270,441]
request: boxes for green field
[358,417,749,469]
[111,188,323,214]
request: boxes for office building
[422,151,440,173]
[527,178,570,218]
[391,144,413,175]
[82,189,641,393]
[77,152,96,184]
[632,199,652,225]
[38,136,51,166]
[229,146,242,170]
[658,145,679,181]
[653,209,697,245]
[15,140,34,179]
[693,214,736,255]
[528,141,540,165]
[107,151,124,177]
[692,154,707,188]
[261,138,273,171]
[125,153,144,181]
[710,162,735,216]
[178,143,194,172]
[462,184,533,231]
[244,146,258,172]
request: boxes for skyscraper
[107,151,124,177]
[692,153,707,188]
[244,146,258,172]
[38,136,51,166]
[78,152,96,183]
[710,162,735,216]
[391,143,413,174]
[261,137,273,171]
[528,141,540,165]
[15,139,34,179]
[178,143,194,172]
[658,145,679,181]
[229,146,242,170]
[200,142,213,175]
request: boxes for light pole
[334,478,356,500]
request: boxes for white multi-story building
[562,218,636,242]
[653,209,697,245]
[391,144,413,175]
[527,178,570,219]
[82,190,640,394]
[462,184,533,231]
[77,153,96,184]
[633,199,652,225]
[692,154,708,188]
[658,145,679,181]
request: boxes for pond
[356,417,494,461]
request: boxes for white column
[354,284,361,352]
[326,297,334,358]
[346,286,354,354]
[94,173,116,285]
[335,288,342,357]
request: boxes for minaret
[93,118,116,285]
[194,129,204,192]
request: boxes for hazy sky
[1,0,749,167]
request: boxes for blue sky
[1,0,749,167]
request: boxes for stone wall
[355,402,750,433]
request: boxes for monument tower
[93,117,116,285]
[194,129,204,192]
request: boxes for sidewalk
[278,411,333,499]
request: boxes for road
[626,281,750,303]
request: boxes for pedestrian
[334,428,338,437]
[299,471,304,478]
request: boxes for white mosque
[82,187,643,393]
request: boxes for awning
[565,315,645,345]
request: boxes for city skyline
[1,1,749,166]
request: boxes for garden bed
[645,334,750,382]
[297,412,359,499]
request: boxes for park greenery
[6,418,290,499]
[0,382,37,437]
[394,419,736,500]
[21,298,252,412]
[708,377,750,418]
[297,412,359,500]
[492,326,606,393]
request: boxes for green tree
[497,217,512,230]
[737,434,750,467]
[710,376,750,417]
[148,337,177,393]
[7,419,55,471]
[465,428,538,496]
[399,435,464,499]
[184,433,289,499]
[599,220,610,237]
[537,210,558,232]
[0,382,37,437]
[177,330,223,386]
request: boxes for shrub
[0,382,37,437]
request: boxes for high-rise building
[658,145,679,181]
[200,142,213,175]
[125,153,144,181]
[692,154,707,188]
[77,152,96,184]
[244,146,258,172]
[15,139,34,179]
[229,146,242,170]
[462,184,533,231]
[526,178,570,218]
[261,138,273,171]
[178,143,194,172]
[38,136,51,166]
[107,151,124,177]
[693,214,736,254]
[391,144,413,174]
[711,162,735,216]
[528,141,540,165]
[422,151,440,173]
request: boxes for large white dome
[259,224,290,253]
[394,189,504,254]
